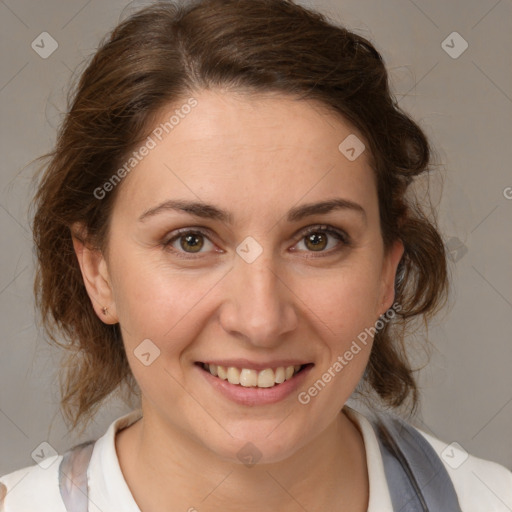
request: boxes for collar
[86,406,392,511]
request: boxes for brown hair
[31,0,448,434]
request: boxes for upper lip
[198,359,312,372]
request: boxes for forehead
[115,89,377,220]
[148,89,364,161]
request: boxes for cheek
[109,247,222,352]
[304,263,383,341]
[298,270,382,406]
[110,260,218,406]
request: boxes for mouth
[195,362,313,389]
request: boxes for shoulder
[0,409,142,512]
[0,455,67,512]
[416,427,512,512]
[348,405,512,512]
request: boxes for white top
[1,406,511,511]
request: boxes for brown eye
[163,228,217,258]
[179,233,204,253]
[294,225,350,256]
[304,232,328,251]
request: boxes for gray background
[1,0,511,476]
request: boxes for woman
[1,0,510,510]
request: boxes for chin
[199,422,307,466]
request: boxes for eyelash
[162,224,351,260]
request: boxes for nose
[218,250,298,348]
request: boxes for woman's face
[82,89,403,463]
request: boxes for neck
[116,407,369,512]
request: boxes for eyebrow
[138,198,367,225]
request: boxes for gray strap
[58,440,95,512]
[372,412,463,511]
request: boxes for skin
[73,89,404,512]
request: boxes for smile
[199,362,308,388]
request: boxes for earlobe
[71,225,118,324]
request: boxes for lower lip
[195,363,314,406]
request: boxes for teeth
[257,368,275,388]
[217,365,227,380]
[204,364,304,388]
[227,366,240,385]
[275,367,285,384]
[240,368,258,387]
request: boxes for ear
[378,238,405,316]
[71,223,118,324]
